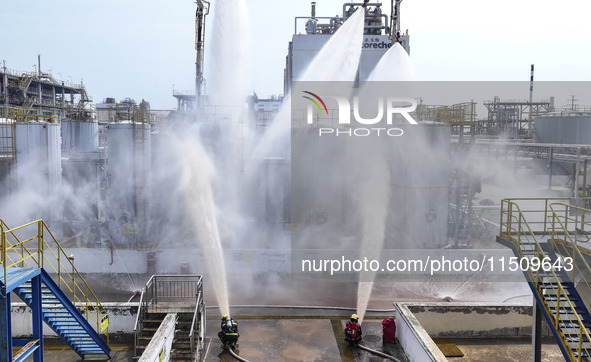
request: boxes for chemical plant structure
[2,1,591,362]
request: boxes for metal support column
[532,297,542,362]
[0,291,12,361]
[31,275,43,362]
[548,147,553,190]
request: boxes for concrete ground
[447,337,564,362]
[19,344,133,362]
[21,327,567,362]
[18,309,566,362]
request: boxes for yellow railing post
[38,220,43,268]
[70,255,76,302]
[507,201,512,239]
[1,222,5,295]
[578,326,583,362]
[544,198,549,232]
[57,251,61,288]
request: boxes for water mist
[250,7,366,161]
[355,41,415,322]
[173,132,230,315]
[354,153,391,323]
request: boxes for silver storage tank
[0,118,16,198]
[61,120,101,246]
[106,121,151,246]
[535,115,591,144]
[386,123,451,249]
[290,123,451,250]
[14,122,63,225]
[62,120,99,154]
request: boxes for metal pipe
[294,16,335,34]
[548,146,554,190]
[342,3,382,20]
[228,347,250,362]
[206,304,396,313]
[358,344,402,361]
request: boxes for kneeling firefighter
[344,314,363,346]
[218,314,239,349]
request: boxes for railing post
[544,199,548,232]
[555,286,561,327]
[1,223,5,296]
[578,326,583,362]
[69,255,76,302]
[38,220,43,267]
[57,251,61,287]
[500,200,505,237]
[564,207,568,231]
[507,201,512,239]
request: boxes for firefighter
[344,314,363,346]
[218,314,239,349]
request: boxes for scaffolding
[479,97,552,138]
[0,66,91,124]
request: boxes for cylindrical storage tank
[61,120,99,154]
[386,123,451,248]
[106,121,151,246]
[13,122,63,226]
[0,118,16,198]
[535,115,591,144]
[61,120,101,245]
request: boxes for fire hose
[228,347,250,362]
[358,344,402,361]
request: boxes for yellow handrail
[500,199,591,362]
[547,203,591,315]
[0,219,109,345]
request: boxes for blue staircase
[14,269,110,358]
[0,219,111,362]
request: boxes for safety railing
[189,288,206,357]
[133,289,146,357]
[0,219,110,344]
[135,275,204,359]
[144,274,203,307]
[500,199,591,361]
[547,202,591,312]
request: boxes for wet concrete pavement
[23,319,564,362]
[205,319,342,362]
[19,344,133,362]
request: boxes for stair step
[559,322,591,329]
[545,295,577,302]
[566,336,591,343]
[548,307,584,315]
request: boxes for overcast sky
[2,0,590,109]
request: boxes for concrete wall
[11,302,138,343]
[59,248,289,277]
[406,302,552,338]
[395,304,447,362]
